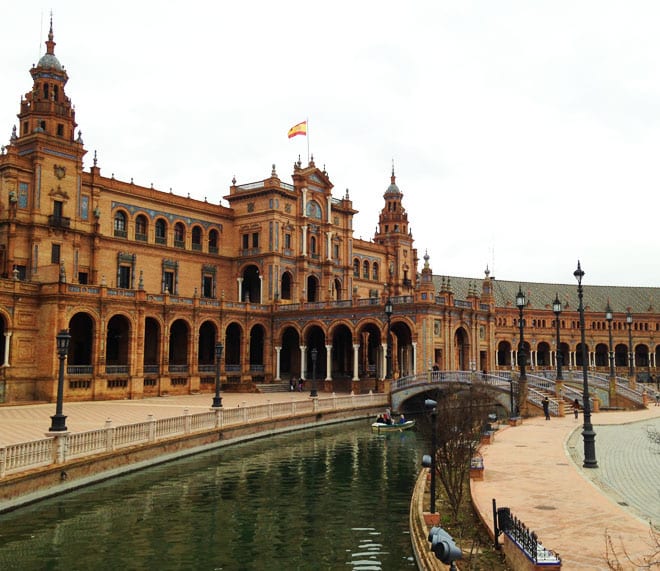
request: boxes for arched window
[174,222,185,248]
[310,236,317,256]
[208,229,219,253]
[372,262,379,281]
[362,260,369,279]
[191,226,202,251]
[113,211,127,237]
[353,259,360,278]
[155,218,167,245]
[135,214,148,241]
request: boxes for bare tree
[605,525,660,570]
[433,385,496,522]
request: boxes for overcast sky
[2,1,659,288]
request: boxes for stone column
[325,344,333,381]
[381,343,387,380]
[411,341,417,375]
[352,344,359,381]
[3,332,12,366]
[300,345,307,380]
[237,277,243,302]
[275,346,281,381]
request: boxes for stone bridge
[388,370,647,415]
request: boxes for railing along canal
[0,393,387,479]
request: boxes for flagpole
[306,117,310,164]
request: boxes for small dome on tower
[36,16,63,71]
[384,164,401,196]
[37,53,63,71]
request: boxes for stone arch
[280,326,301,379]
[144,317,161,373]
[635,344,649,367]
[614,343,628,367]
[575,343,589,367]
[595,343,609,367]
[281,270,293,301]
[106,314,131,367]
[454,327,470,371]
[536,342,551,367]
[306,274,319,302]
[198,320,218,367]
[135,213,148,241]
[168,319,189,366]
[224,322,243,372]
[391,320,414,377]
[333,278,342,301]
[497,340,511,367]
[303,324,326,379]
[357,321,382,378]
[241,264,261,302]
[329,323,353,380]
[249,324,266,369]
[68,312,95,367]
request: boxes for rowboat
[371,419,416,433]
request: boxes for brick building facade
[0,25,657,404]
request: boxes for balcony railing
[106,365,129,375]
[48,215,71,229]
[68,365,93,375]
[168,364,189,373]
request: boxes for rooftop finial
[46,11,56,55]
[391,159,396,184]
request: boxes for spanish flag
[288,120,307,138]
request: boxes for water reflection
[0,421,425,570]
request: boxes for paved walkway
[0,391,315,446]
[471,406,660,571]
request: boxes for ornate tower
[15,17,82,153]
[374,166,418,295]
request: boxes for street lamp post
[212,342,224,408]
[385,297,393,382]
[574,261,597,468]
[49,329,71,432]
[626,310,634,379]
[605,303,615,380]
[553,294,563,381]
[310,347,318,397]
[515,286,527,416]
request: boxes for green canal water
[0,420,429,570]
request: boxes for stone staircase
[256,380,292,393]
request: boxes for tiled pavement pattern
[472,407,660,571]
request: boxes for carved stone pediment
[49,185,70,201]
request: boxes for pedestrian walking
[572,398,579,419]
[542,396,550,420]
[655,392,660,407]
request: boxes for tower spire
[45,12,56,56]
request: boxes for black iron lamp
[49,329,71,432]
[212,342,224,408]
[310,347,318,397]
[574,261,597,468]
[552,293,563,381]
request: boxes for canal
[0,419,429,570]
